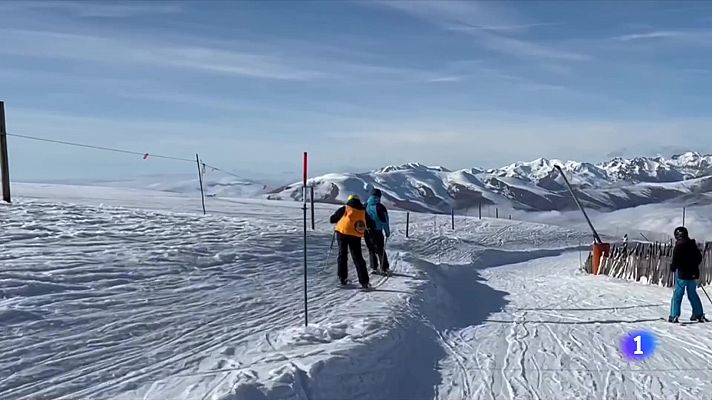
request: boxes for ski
[660,317,704,325]
[338,280,355,289]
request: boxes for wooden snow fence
[584,241,712,287]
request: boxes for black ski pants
[365,230,390,272]
[336,232,369,286]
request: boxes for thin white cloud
[612,29,712,45]
[0,1,182,18]
[428,76,462,83]
[0,28,448,82]
[446,22,564,33]
[375,0,586,62]
[474,68,576,95]
[0,29,325,81]
[112,90,273,114]
[476,30,590,61]
[377,0,523,33]
[152,47,327,80]
[613,31,688,41]
[522,83,568,92]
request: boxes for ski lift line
[7,132,195,162]
[200,163,250,181]
[6,132,250,180]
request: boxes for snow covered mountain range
[267,152,712,213]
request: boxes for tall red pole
[303,152,308,188]
[303,152,308,327]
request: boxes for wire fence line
[7,132,523,225]
[6,131,251,182]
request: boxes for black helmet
[371,188,382,198]
[674,226,688,240]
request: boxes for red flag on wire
[143,153,149,160]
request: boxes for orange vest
[335,206,367,238]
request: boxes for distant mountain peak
[268,152,712,213]
[376,163,451,173]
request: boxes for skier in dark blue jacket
[364,189,391,274]
[668,226,707,323]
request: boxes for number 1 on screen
[634,335,644,355]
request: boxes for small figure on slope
[364,189,391,275]
[330,194,374,289]
[668,226,707,323]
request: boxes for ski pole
[317,231,337,272]
[381,236,388,272]
[701,285,712,306]
[697,245,711,306]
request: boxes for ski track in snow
[3,186,712,400]
[432,253,712,400]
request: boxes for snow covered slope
[268,152,712,213]
[1,193,419,400]
[434,252,712,400]
[43,173,271,198]
[3,185,712,400]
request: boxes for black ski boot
[668,316,679,323]
[691,314,708,323]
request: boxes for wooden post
[496,208,499,219]
[509,214,511,220]
[0,101,10,204]
[406,212,410,238]
[451,208,455,230]
[195,154,206,214]
[310,185,315,230]
[478,202,481,220]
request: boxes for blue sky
[2,1,712,182]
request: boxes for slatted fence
[585,241,712,287]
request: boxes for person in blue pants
[669,226,707,323]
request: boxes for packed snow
[2,184,712,400]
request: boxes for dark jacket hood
[677,238,697,246]
[346,198,365,210]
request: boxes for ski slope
[433,253,712,400]
[2,184,712,400]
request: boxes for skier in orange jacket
[330,194,375,289]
